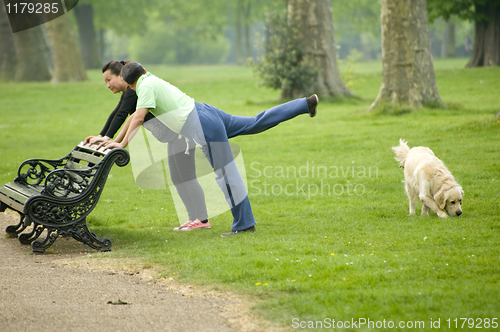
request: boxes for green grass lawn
[1,58,499,330]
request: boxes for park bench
[0,142,130,254]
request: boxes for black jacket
[100,87,176,143]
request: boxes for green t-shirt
[136,72,195,133]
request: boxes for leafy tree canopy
[331,0,381,37]
[79,0,155,33]
[427,0,498,22]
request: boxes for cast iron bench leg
[31,227,58,254]
[18,223,45,245]
[5,213,27,238]
[70,219,112,252]
[29,219,111,254]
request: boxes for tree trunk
[97,28,105,62]
[368,0,443,111]
[0,3,16,80]
[74,4,101,69]
[287,0,351,98]
[44,14,87,82]
[235,0,243,65]
[441,21,455,58]
[467,0,500,67]
[264,23,271,53]
[244,2,251,60]
[11,12,52,82]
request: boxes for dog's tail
[391,139,411,168]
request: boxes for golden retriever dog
[391,139,463,218]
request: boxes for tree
[73,4,101,69]
[74,0,155,68]
[44,15,88,82]
[232,0,268,64]
[427,0,500,67]
[1,1,86,82]
[468,0,500,66]
[368,0,443,112]
[157,0,258,64]
[11,15,52,81]
[256,0,350,99]
[234,0,254,64]
[0,3,16,80]
[331,0,382,60]
[288,0,350,98]
[128,20,230,65]
[441,21,456,58]
[136,0,268,65]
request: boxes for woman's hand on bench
[97,140,125,152]
[84,135,110,146]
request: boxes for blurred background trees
[0,0,497,83]
[428,0,500,67]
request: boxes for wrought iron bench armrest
[16,158,68,186]
[43,167,97,198]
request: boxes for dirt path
[0,211,271,332]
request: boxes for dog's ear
[434,187,447,210]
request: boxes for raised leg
[224,98,309,138]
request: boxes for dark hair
[121,62,145,85]
[102,60,130,76]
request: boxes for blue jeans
[180,98,309,231]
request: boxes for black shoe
[220,226,256,237]
[306,94,319,117]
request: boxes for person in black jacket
[85,61,210,231]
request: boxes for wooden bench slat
[0,184,34,204]
[65,160,90,170]
[0,194,25,212]
[4,182,43,195]
[70,150,103,166]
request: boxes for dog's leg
[421,205,429,216]
[406,183,416,215]
[409,199,416,215]
[418,194,448,218]
[418,180,448,218]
